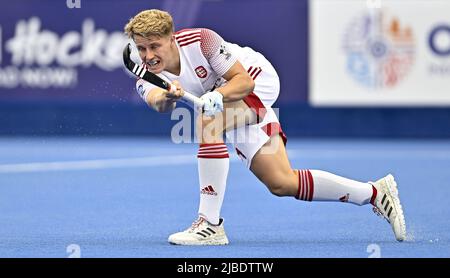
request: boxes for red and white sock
[197,143,229,225]
[296,169,376,206]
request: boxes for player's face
[134,34,174,74]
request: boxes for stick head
[123,43,135,71]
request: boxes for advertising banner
[0,0,307,104]
[310,0,450,106]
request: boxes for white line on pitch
[0,155,234,174]
[0,149,448,174]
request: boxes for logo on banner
[342,10,416,89]
[428,24,450,76]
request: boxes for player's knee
[196,114,225,139]
[262,171,298,197]
[268,184,286,197]
[265,176,291,197]
[196,114,224,128]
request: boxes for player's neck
[165,45,181,76]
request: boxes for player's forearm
[216,73,255,102]
[146,90,176,113]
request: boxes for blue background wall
[0,0,449,137]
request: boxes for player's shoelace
[188,217,206,232]
[187,217,218,238]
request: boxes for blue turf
[0,137,449,258]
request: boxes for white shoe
[168,217,229,245]
[370,174,406,242]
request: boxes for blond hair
[124,9,174,38]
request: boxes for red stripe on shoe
[370,185,377,205]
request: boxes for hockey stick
[122,43,204,108]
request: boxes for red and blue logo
[343,10,416,89]
[195,66,208,78]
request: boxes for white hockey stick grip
[169,84,204,108]
[182,92,204,108]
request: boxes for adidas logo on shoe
[201,185,218,196]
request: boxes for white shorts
[225,61,287,169]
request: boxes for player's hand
[165,80,184,100]
[200,90,224,117]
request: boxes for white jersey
[136,28,272,102]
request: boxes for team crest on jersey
[195,66,208,78]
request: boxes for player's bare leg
[250,134,406,241]
[168,100,256,245]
